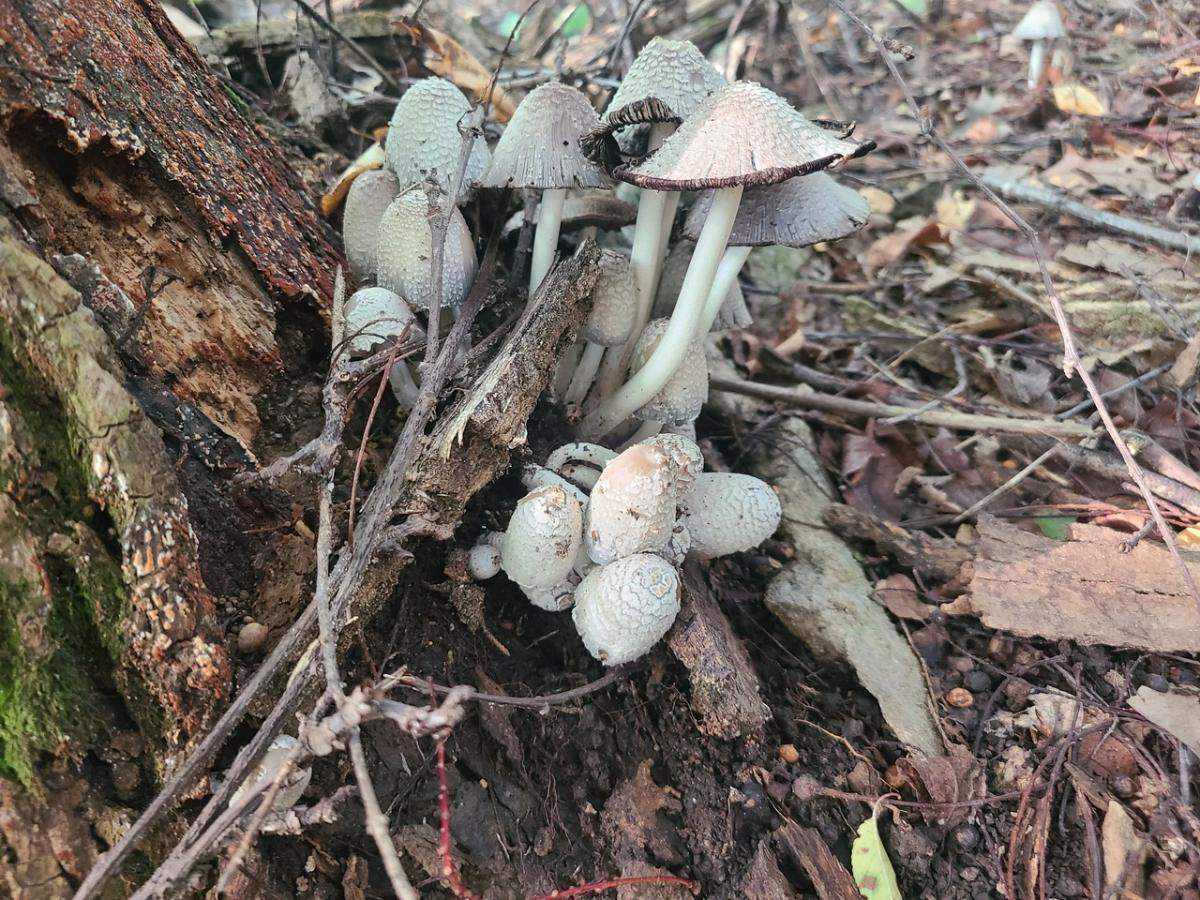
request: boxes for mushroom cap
[521,575,578,612]
[231,735,312,811]
[640,432,703,496]
[582,250,637,346]
[684,172,870,248]
[385,77,491,193]
[468,543,501,580]
[343,287,424,357]
[658,521,692,566]
[481,82,611,190]
[584,443,679,565]
[629,318,709,426]
[343,169,400,278]
[376,188,478,309]
[501,485,584,589]
[571,553,681,665]
[1012,1,1066,39]
[653,239,751,330]
[679,472,782,560]
[616,81,874,191]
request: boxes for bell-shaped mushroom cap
[582,250,637,346]
[376,188,478,310]
[618,81,874,191]
[641,432,703,496]
[481,82,611,190]
[685,172,869,248]
[343,287,424,357]
[521,575,578,612]
[584,443,678,565]
[629,318,709,426]
[571,553,681,666]
[343,169,400,278]
[231,735,312,811]
[1012,1,1066,39]
[680,472,782,560]
[385,78,490,193]
[653,239,750,330]
[501,485,583,589]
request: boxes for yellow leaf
[1171,57,1200,76]
[1177,526,1200,549]
[397,19,515,122]
[1053,83,1107,117]
[851,801,903,900]
[320,143,385,216]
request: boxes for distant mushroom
[467,543,501,580]
[624,317,708,443]
[1011,1,1067,90]
[679,472,782,560]
[581,81,873,439]
[571,553,681,666]
[481,82,611,294]
[683,171,870,336]
[584,443,679,565]
[385,77,490,194]
[375,187,478,312]
[342,169,399,279]
[563,249,637,407]
[500,485,583,594]
[654,239,750,331]
[342,286,426,408]
[230,735,311,811]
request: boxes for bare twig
[826,0,1200,615]
[1055,362,1171,420]
[397,669,626,709]
[349,730,419,900]
[952,446,1059,524]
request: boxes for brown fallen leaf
[320,142,385,216]
[1128,686,1200,756]
[1101,801,1147,897]
[1054,83,1108,117]
[397,18,515,122]
[893,754,984,827]
[874,574,931,621]
[862,219,945,270]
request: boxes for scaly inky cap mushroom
[654,239,751,331]
[682,172,870,334]
[343,287,424,357]
[582,82,874,439]
[628,318,708,430]
[375,187,478,310]
[584,443,679,565]
[680,472,781,560]
[342,169,399,279]
[501,484,583,591]
[571,553,681,665]
[385,77,490,194]
[1011,1,1067,89]
[482,82,610,294]
[564,249,637,406]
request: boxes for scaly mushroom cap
[481,82,611,190]
[641,432,703,496]
[468,543,501,580]
[605,37,726,154]
[584,443,678,564]
[501,485,583,589]
[582,250,637,346]
[680,472,782,560]
[629,318,709,426]
[685,172,870,248]
[231,735,312,810]
[521,575,578,612]
[653,239,751,330]
[616,81,874,191]
[376,188,478,309]
[343,169,400,278]
[343,287,424,357]
[385,77,490,193]
[571,553,681,665]
[1012,1,1066,39]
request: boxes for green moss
[0,333,128,789]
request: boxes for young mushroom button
[375,187,478,311]
[384,77,490,194]
[229,735,312,811]
[584,443,679,565]
[481,82,611,294]
[563,249,637,407]
[501,485,583,591]
[342,169,399,279]
[626,318,708,442]
[679,472,782,560]
[571,553,681,666]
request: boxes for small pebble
[953,823,980,851]
[1144,673,1170,692]
[1111,775,1136,798]
[777,743,800,764]
[964,670,993,692]
[946,687,974,708]
[237,621,269,655]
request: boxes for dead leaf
[1101,801,1147,896]
[893,755,984,827]
[397,19,515,122]
[874,574,931,621]
[1128,686,1200,756]
[934,189,976,234]
[863,220,945,270]
[320,142,385,216]
[1007,692,1090,738]
[1054,83,1108,116]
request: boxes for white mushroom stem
[388,361,421,410]
[697,244,752,338]
[564,341,607,406]
[529,188,567,294]
[1027,39,1047,89]
[553,343,583,401]
[581,185,743,439]
[621,420,663,450]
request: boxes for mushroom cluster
[470,434,781,666]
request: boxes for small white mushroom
[571,554,681,666]
[640,432,703,497]
[679,472,782,560]
[342,169,400,278]
[1012,1,1067,90]
[564,250,637,406]
[521,574,579,612]
[376,187,478,311]
[384,78,491,193]
[342,287,424,357]
[230,735,311,811]
[584,443,678,565]
[467,543,501,580]
[501,485,583,590]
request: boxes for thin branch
[826,0,1200,615]
[397,669,626,709]
[286,0,398,89]
[952,446,1059,524]
[349,730,419,900]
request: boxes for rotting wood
[960,515,1200,651]
[823,503,973,587]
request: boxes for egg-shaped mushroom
[584,443,678,565]
[679,472,782,559]
[501,485,583,590]
[572,554,681,666]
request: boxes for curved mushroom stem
[529,188,567,294]
[654,192,682,294]
[564,341,607,406]
[388,362,421,411]
[552,342,583,400]
[580,185,744,440]
[1027,39,1046,90]
[697,244,752,338]
[619,420,663,451]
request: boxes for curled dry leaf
[397,20,515,122]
